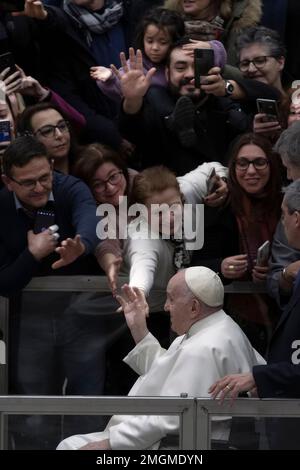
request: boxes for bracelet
[282,267,293,283]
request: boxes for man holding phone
[0,136,104,448]
[119,38,250,176]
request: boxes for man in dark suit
[209,179,300,449]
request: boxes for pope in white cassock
[57,266,265,450]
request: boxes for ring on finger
[228,265,235,270]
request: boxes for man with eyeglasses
[0,136,105,449]
[118,39,280,176]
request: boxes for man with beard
[118,38,278,175]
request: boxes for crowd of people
[1,0,300,451]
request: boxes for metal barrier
[196,397,300,449]
[0,395,196,450]
[1,395,300,450]
[0,276,267,394]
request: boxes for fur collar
[164,0,262,32]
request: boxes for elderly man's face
[164,272,193,335]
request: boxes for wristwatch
[224,80,234,97]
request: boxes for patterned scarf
[170,236,191,271]
[63,0,123,43]
[184,15,224,41]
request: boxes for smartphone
[0,1,25,12]
[194,48,214,88]
[33,209,56,234]
[256,98,279,122]
[206,167,219,194]
[0,120,11,144]
[256,240,270,266]
[0,52,17,76]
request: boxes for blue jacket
[0,172,100,297]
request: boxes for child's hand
[90,66,112,82]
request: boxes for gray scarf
[63,0,123,42]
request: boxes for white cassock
[57,310,265,450]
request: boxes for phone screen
[0,120,11,144]
[34,210,56,234]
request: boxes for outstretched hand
[116,284,149,343]
[112,48,156,105]
[52,234,85,269]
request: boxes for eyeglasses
[235,157,269,171]
[238,56,274,72]
[9,172,52,190]
[92,171,123,193]
[34,120,70,139]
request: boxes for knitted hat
[209,40,227,69]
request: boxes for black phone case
[0,52,17,75]
[194,49,214,88]
[33,210,56,234]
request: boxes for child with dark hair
[90,7,185,103]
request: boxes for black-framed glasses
[34,120,70,139]
[92,171,124,193]
[238,56,274,72]
[9,172,52,190]
[235,157,269,171]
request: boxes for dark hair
[131,165,180,204]
[17,102,66,135]
[73,143,130,198]
[236,26,286,60]
[166,35,193,67]
[16,102,79,164]
[2,136,48,177]
[135,7,185,58]
[228,133,282,216]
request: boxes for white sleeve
[125,238,161,296]
[109,348,222,449]
[178,161,228,204]
[124,332,167,375]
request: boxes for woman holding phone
[235,26,295,139]
[192,133,283,355]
